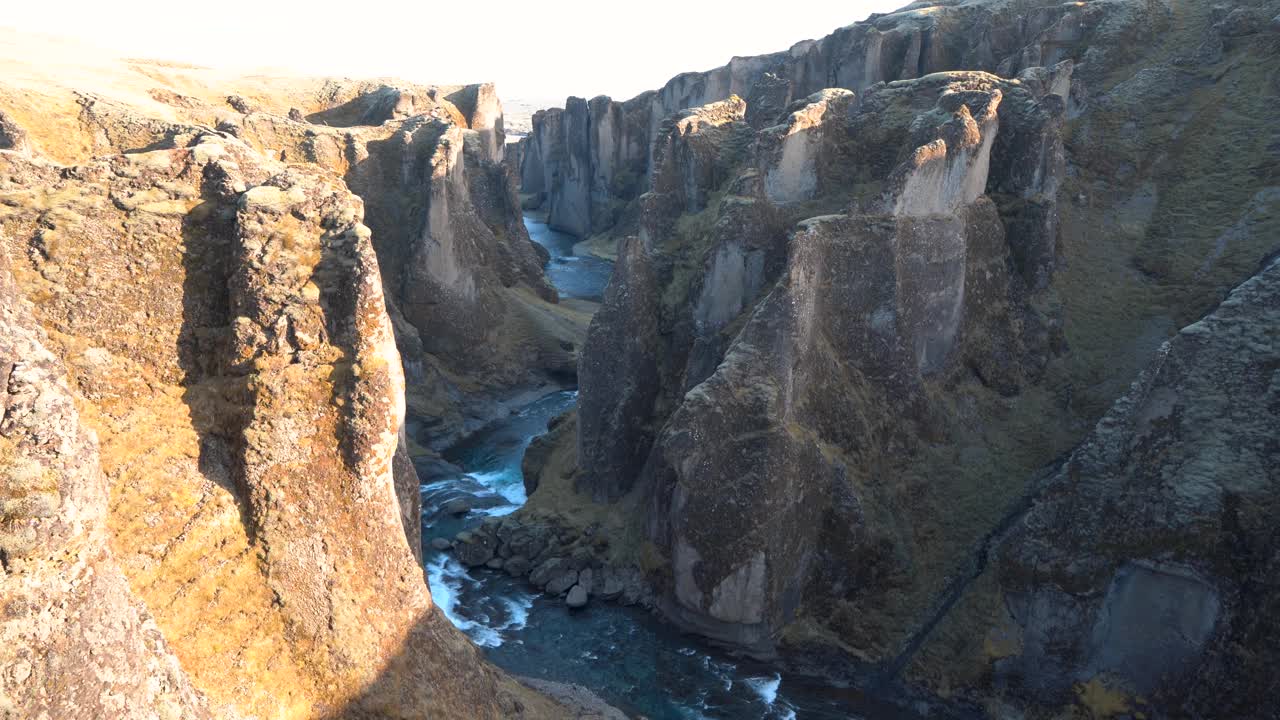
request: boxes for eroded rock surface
[518,0,1163,240]
[524,0,1280,717]
[0,134,523,717]
[0,33,580,720]
[0,243,209,720]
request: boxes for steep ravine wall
[518,0,1162,240]
[518,0,1280,717]
[0,34,584,720]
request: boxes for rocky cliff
[0,31,580,720]
[519,0,1161,241]
[521,0,1280,716]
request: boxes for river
[418,216,889,719]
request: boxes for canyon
[2,0,1279,718]
[511,0,1280,717]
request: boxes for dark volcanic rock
[525,1,1280,715]
[566,584,589,608]
[456,530,498,567]
[947,255,1280,714]
[0,108,30,153]
[520,0,1165,240]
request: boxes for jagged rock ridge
[520,0,1280,716]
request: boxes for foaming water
[425,554,503,647]
[746,673,781,705]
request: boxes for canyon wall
[523,0,1280,716]
[0,32,575,720]
[518,0,1160,240]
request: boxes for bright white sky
[6,0,904,105]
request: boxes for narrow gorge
[3,0,1280,719]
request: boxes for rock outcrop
[965,254,1280,717]
[0,36,587,449]
[586,71,1067,654]
[0,133,523,718]
[524,0,1280,716]
[0,31,580,720]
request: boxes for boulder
[443,498,473,516]
[566,585,589,609]
[507,525,551,561]
[568,545,596,571]
[576,568,595,596]
[545,570,579,596]
[504,556,531,577]
[594,567,626,600]
[429,537,453,552]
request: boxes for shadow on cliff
[175,183,258,540]
[309,604,527,720]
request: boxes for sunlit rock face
[0,244,210,720]
[0,49,575,718]
[221,91,571,449]
[760,89,855,205]
[0,136,514,717]
[537,0,1280,714]
[1,56,574,448]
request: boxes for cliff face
[948,253,1280,717]
[230,109,580,447]
[0,36,582,447]
[526,0,1280,715]
[518,0,1159,240]
[0,245,210,720]
[580,69,1069,651]
[0,32,576,720]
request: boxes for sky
[6,0,905,105]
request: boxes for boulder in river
[444,498,473,516]
[566,585,589,609]
[504,555,531,577]
[529,556,569,587]
[430,537,453,552]
[594,567,625,601]
[545,570,579,596]
[455,531,497,567]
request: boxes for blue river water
[524,216,615,302]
